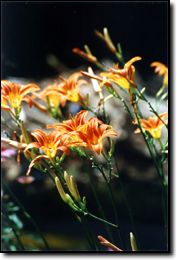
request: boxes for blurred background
[2,1,168,79]
[1,1,168,252]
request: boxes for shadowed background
[2,1,168,79]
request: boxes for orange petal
[26,155,49,175]
[125,56,142,69]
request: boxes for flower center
[9,92,22,109]
[42,143,57,158]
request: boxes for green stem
[81,215,98,250]
[133,104,167,232]
[95,165,124,247]
[3,181,50,250]
[86,212,118,228]
[95,62,107,71]
[113,155,140,249]
[87,172,115,242]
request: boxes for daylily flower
[1,80,40,111]
[24,129,85,175]
[100,56,142,90]
[47,73,86,105]
[48,110,117,154]
[133,112,168,139]
[77,117,117,154]
[25,130,71,159]
[37,82,67,109]
[47,110,89,134]
[151,62,168,87]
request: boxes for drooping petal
[26,155,49,175]
[24,142,41,153]
[20,83,40,96]
[125,56,142,69]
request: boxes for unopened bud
[130,232,138,251]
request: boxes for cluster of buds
[55,171,86,213]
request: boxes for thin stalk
[86,212,117,228]
[95,62,107,71]
[87,172,115,242]
[3,181,50,250]
[113,155,140,249]
[132,103,167,231]
[95,164,124,247]
[81,215,98,250]
[112,89,134,119]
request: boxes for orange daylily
[25,130,71,158]
[58,73,87,104]
[151,62,168,87]
[24,129,84,175]
[47,110,89,133]
[37,82,66,109]
[100,56,142,90]
[1,80,40,110]
[133,112,168,139]
[77,117,117,154]
[45,73,86,106]
[48,110,117,154]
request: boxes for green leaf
[9,214,23,229]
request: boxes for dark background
[2,1,168,80]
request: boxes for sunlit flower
[37,82,67,109]
[48,110,117,154]
[133,112,168,139]
[1,80,40,110]
[44,73,86,107]
[24,129,84,175]
[97,235,123,251]
[47,110,89,133]
[59,73,87,103]
[25,130,71,159]
[100,56,142,89]
[77,117,117,154]
[151,62,168,87]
